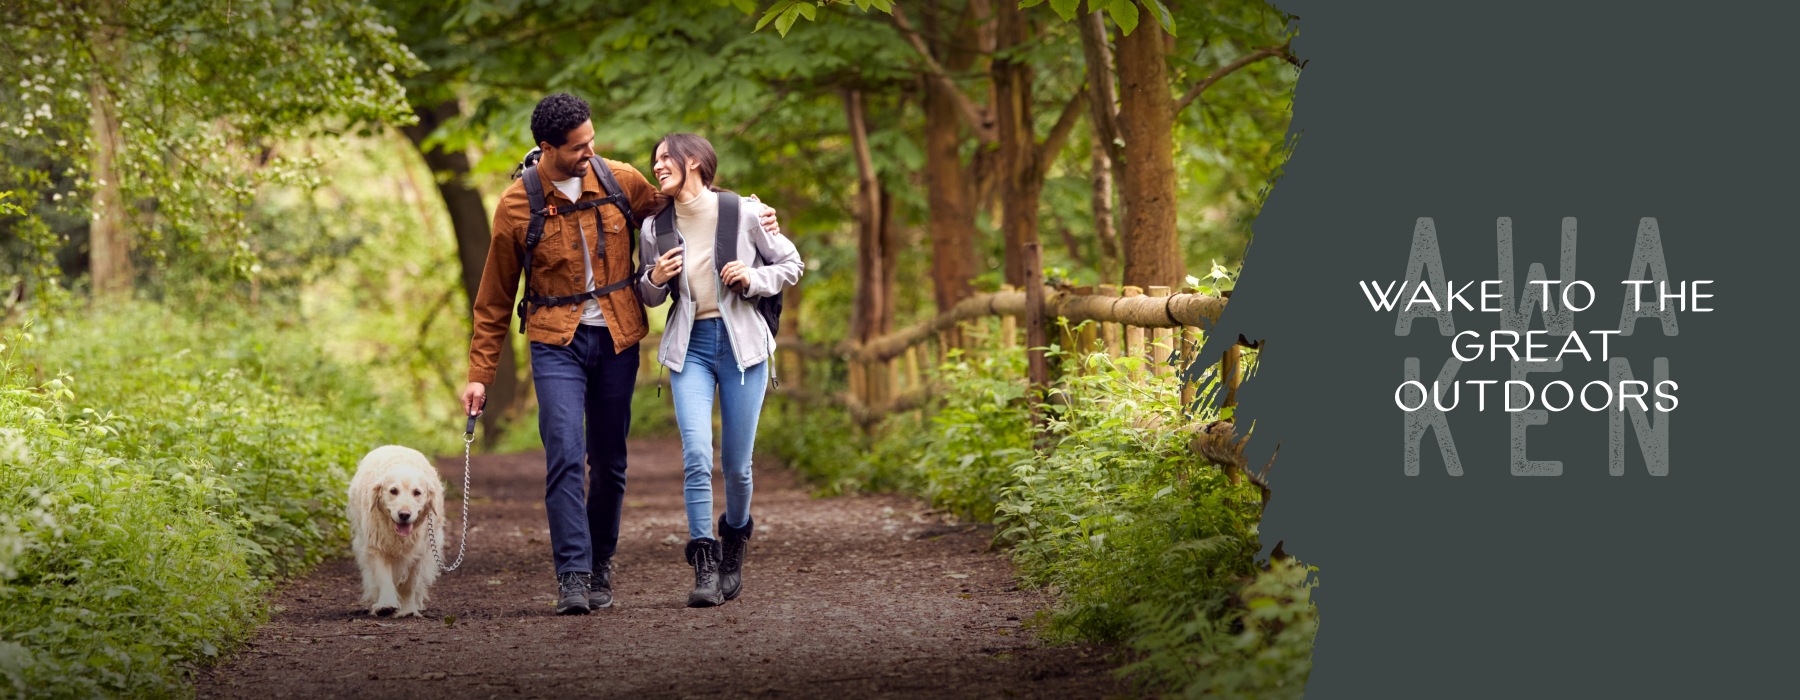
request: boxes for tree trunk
[1079,11,1123,285]
[402,101,490,307]
[1088,135,1119,283]
[87,1,132,299]
[845,90,883,345]
[920,3,981,314]
[994,2,1042,288]
[1116,1,1183,288]
[401,100,522,445]
[844,89,893,408]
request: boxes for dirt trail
[196,440,1120,699]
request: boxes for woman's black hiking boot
[685,538,724,608]
[718,516,753,601]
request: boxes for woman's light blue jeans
[671,318,766,540]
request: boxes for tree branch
[1175,45,1298,115]
[889,4,997,143]
[1035,90,1088,174]
[1078,10,1123,165]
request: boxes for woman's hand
[651,246,684,286]
[720,260,750,293]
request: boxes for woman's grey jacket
[635,195,804,378]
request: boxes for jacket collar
[536,159,602,203]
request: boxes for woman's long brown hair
[650,133,723,217]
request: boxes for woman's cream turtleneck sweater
[675,189,722,320]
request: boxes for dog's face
[373,472,436,537]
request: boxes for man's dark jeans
[530,324,639,575]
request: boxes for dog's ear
[368,481,390,520]
[428,478,446,516]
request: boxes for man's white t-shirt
[552,175,607,327]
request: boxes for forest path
[195,440,1119,699]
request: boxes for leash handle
[465,396,486,436]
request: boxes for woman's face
[653,143,697,197]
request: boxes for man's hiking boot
[556,571,592,615]
[588,559,615,610]
[718,516,753,601]
[685,538,724,608]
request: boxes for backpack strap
[589,156,639,233]
[714,191,740,275]
[653,204,682,301]
[518,166,549,333]
[514,160,644,334]
[589,156,641,279]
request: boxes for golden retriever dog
[347,445,445,617]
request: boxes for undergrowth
[761,335,1318,698]
[0,306,440,698]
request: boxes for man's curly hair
[531,93,590,147]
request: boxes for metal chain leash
[427,416,477,573]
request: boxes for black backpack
[651,190,783,336]
[512,150,640,334]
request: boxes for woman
[636,133,803,607]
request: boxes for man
[460,93,778,615]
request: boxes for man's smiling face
[544,120,596,180]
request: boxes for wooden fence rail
[838,285,1226,364]
[771,284,1234,414]
[639,281,1273,506]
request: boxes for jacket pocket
[524,304,562,335]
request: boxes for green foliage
[0,0,422,300]
[271,134,482,441]
[0,306,441,698]
[758,0,892,36]
[1122,558,1318,699]
[759,398,929,497]
[760,336,1316,696]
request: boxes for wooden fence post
[1147,285,1173,376]
[1022,243,1049,432]
[849,359,866,411]
[1073,286,1097,370]
[1222,343,1243,410]
[1179,326,1200,409]
[904,345,921,392]
[1097,284,1121,358]
[1123,286,1144,378]
[999,284,1018,350]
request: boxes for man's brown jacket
[467,159,659,385]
